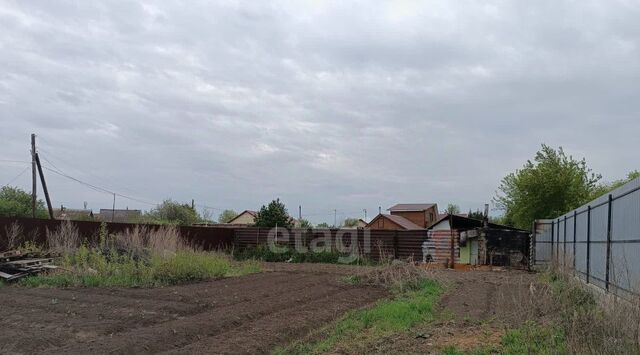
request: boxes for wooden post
[111,193,116,222]
[34,153,54,220]
[31,134,37,218]
[393,230,399,260]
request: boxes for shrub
[17,226,260,288]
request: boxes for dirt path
[0,264,386,354]
[369,269,538,353]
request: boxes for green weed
[18,248,260,288]
[277,279,443,354]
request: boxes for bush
[16,225,260,288]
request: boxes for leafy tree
[297,218,312,228]
[253,198,292,228]
[342,218,360,227]
[141,199,203,225]
[315,222,332,229]
[218,209,238,223]
[590,170,640,199]
[494,144,601,230]
[444,203,461,215]
[0,186,47,218]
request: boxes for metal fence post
[530,220,536,269]
[605,194,613,292]
[586,205,591,284]
[551,220,555,261]
[557,219,561,262]
[563,215,567,265]
[573,210,577,269]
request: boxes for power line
[41,165,158,206]
[0,159,31,164]
[2,166,31,187]
[37,147,146,198]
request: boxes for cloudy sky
[1,1,638,224]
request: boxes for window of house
[429,212,434,222]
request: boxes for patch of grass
[443,322,566,355]
[19,249,260,288]
[276,279,443,354]
[497,322,566,354]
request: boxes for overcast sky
[1,1,639,224]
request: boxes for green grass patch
[17,247,261,288]
[276,279,443,354]
[442,322,566,355]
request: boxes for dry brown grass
[2,222,22,251]
[500,260,640,354]
[354,261,435,292]
[46,221,80,255]
[108,225,191,258]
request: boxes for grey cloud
[1,1,639,224]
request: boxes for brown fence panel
[0,217,234,251]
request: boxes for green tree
[142,199,203,225]
[218,209,238,223]
[494,144,601,230]
[444,203,460,215]
[316,222,332,228]
[0,186,47,218]
[298,218,312,228]
[342,218,360,227]
[253,198,293,228]
[590,170,640,199]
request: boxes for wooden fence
[234,228,429,262]
[0,218,439,263]
[0,217,235,251]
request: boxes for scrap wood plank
[3,258,53,267]
[0,270,29,281]
[0,250,22,258]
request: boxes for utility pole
[298,205,302,220]
[34,152,54,219]
[363,209,367,221]
[483,203,489,228]
[191,199,195,210]
[334,209,337,227]
[111,193,116,222]
[31,134,37,218]
[378,206,381,214]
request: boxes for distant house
[227,210,257,225]
[97,209,141,223]
[53,206,93,221]
[366,203,439,230]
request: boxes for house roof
[430,213,528,232]
[368,214,424,230]
[388,203,437,212]
[227,210,257,223]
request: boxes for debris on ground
[0,250,57,281]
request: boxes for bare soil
[0,263,386,355]
[367,268,539,353]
